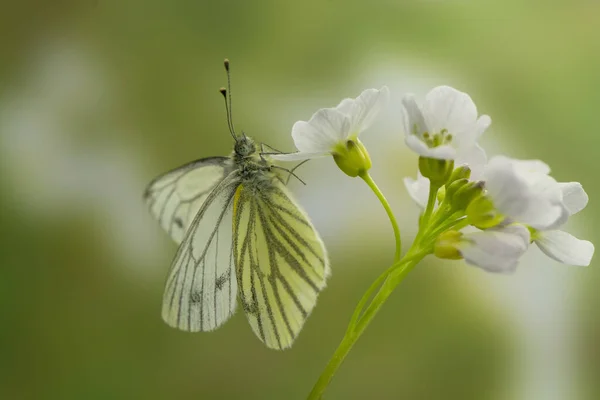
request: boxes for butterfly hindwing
[144,156,233,244]
[233,178,330,349]
[162,171,241,331]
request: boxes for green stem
[424,199,450,230]
[346,251,429,332]
[307,252,428,400]
[345,268,390,334]
[306,328,355,400]
[414,184,441,245]
[424,215,468,243]
[355,255,424,334]
[343,172,403,333]
[359,172,402,262]
[420,183,440,227]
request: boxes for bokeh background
[1,1,599,399]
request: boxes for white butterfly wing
[233,178,330,350]
[162,172,241,331]
[144,157,233,244]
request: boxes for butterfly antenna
[219,87,237,140]
[224,58,238,138]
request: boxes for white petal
[405,135,456,160]
[484,157,563,229]
[483,158,532,218]
[270,151,328,161]
[511,158,551,175]
[335,97,356,115]
[520,173,563,228]
[474,115,491,138]
[422,86,478,143]
[291,108,350,153]
[332,87,389,137]
[500,223,533,242]
[458,224,530,273]
[403,173,429,208]
[401,94,428,137]
[455,144,487,180]
[527,173,561,203]
[559,182,588,215]
[536,230,594,266]
[516,201,563,230]
[490,157,564,228]
[543,205,570,230]
[349,86,390,133]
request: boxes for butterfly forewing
[233,179,330,349]
[162,171,241,331]
[144,157,233,244]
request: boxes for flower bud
[437,185,446,203]
[466,195,505,229]
[445,178,469,204]
[447,166,471,185]
[332,138,372,177]
[419,157,454,187]
[434,230,464,260]
[452,181,485,211]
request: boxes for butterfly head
[234,135,256,157]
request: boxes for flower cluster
[275,85,594,272]
[402,87,593,272]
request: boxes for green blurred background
[1,1,599,399]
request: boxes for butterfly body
[232,137,272,190]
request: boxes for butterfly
[144,60,330,349]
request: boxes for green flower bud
[452,181,485,211]
[332,138,372,177]
[419,157,454,187]
[437,185,446,203]
[445,178,470,204]
[447,166,471,185]
[466,194,505,229]
[434,230,464,260]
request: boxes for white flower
[458,225,531,273]
[533,182,594,266]
[271,87,389,161]
[436,225,531,273]
[402,86,491,161]
[482,156,563,230]
[475,156,594,266]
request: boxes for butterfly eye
[234,138,256,156]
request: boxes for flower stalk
[307,251,428,400]
[359,172,402,262]
[307,175,438,400]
